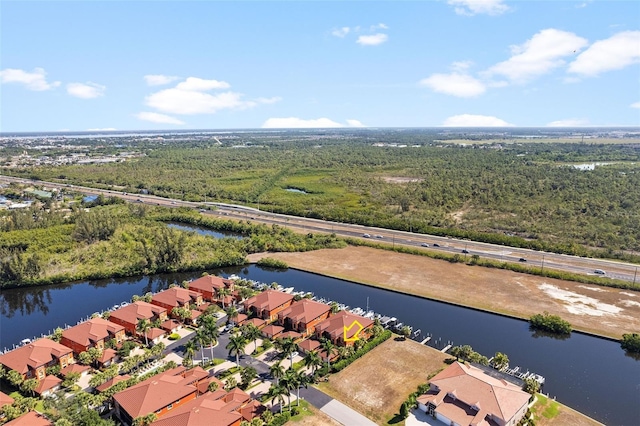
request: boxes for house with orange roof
[261,324,284,339]
[4,411,53,426]
[277,299,331,337]
[34,375,62,397]
[60,317,125,355]
[95,374,131,393]
[150,386,264,426]
[314,310,374,346]
[151,287,203,316]
[417,362,531,426]
[187,275,234,303]
[243,290,294,322]
[0,338,73,381]
[113,367,203,425]
[107,301,167,335]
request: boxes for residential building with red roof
[187,275,235,303]
[315,310,374,346]
[0,338,73,381]
[34,375,62,397]
[151,287,203,316]
[5,411,53,426]
[0,391,14,411]
[417,362,531,426]
[243,290,294,322]
[60,317,125,355]
[277,299,331,337]
[113,367,205,425]
[261,324,284,339]
[95,374,131,393]
[107,301,167,336]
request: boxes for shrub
[621,333,640,353]
[529,312,571,335]
[168,333,180,340]
[256,257,289,269]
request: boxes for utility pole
[633,267,638,286]
[541,254,545,274]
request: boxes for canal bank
[1,265,638,424]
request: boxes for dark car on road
[519,258,527,262]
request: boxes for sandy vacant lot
[317,338,450,425]
[249,246,640,339]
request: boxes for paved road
[4,175,638,283]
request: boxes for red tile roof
[0,391,14,409]
[150,397,242,426]
[223,387,250,406]
[61,318,124,348]
[239,399,266,422]
[152,287,202,309]
[109,301,167,325]
[0,338,72,374]
[5,411,53,426]
[261,325,284,338]
[97,348,117,364]
[60,363,90,377]
[245,318,266,328]
[298,339,321,353]
[245,290,293,312]
[145,327,166,340]
[188,275,233,292]
[113,371,198,419]
[161,319,182,332]
[315,311,374,341]
[278,299,330,325]
[418,362,530,425]
[96,374,131,392]
[35,375,62,395]
[278,331,303,341]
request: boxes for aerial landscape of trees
[4,131,639,261]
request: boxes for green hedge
[331,330,392,373]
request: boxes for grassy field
[531,394,602,426]
[317,338,450,425]
[248,247,640,340]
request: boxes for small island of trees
[621,333,640,353]
[529,311,572,335]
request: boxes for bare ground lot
[248,246,640,339]
[317,338,450,425]
[287,403,341,426]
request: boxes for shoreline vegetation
[4,138,640,264]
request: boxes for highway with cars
[2,175,638,284]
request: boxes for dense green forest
[0,203,345,288]
[4,132,640,258]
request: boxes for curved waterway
[1,265,638,424]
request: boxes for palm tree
[20,378,38,397]
[269,361,285,386]
[137,318,151,346]
[320,338,335,370]
[225,305,239,325]
[337,345,353,360]
[242,324,261,354]
[275,337,297,368]
[226,334,247,367]
[292,370,310,407]
[200,315,220,361]
[218,287,231,308]
[183,339,197,366]
[303,350,322,375]
[194,328,209,362]
[267,383,288,414]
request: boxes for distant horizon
[2,125,640,139]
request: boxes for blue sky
[1,0,639,131]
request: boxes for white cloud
[568,31,640,76]
[631,102,640,109]
[144,74,180,86]
[442,114,514,127]
[145,77,276,115]
[262,117,364,128]
[357,33,388,46]
[67,82,106,99]
[487,29,588,83]
[419,73,486,97]
[87,128,117,131]
[332,27,351,38]
[371,23,388,30]
[447,0,509,16]
[175,77,230,91]
[346,119,366,127]
[547,119,590,127]
[135,112,185,125]
[0,67,61,91]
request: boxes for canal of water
[2,266,638,424]
[1,222,638,424]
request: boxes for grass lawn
[286,399,340,426]
[531,394,602,426]
[317,337,449,425]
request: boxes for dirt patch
[317,338,449,424]
[247,247,640,339]
[381,177,424,184]
[288,403,341,426]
